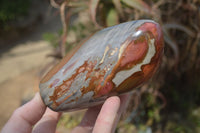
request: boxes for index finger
[1,92,46,133]
[93,93,131,133]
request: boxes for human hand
[2,92,130,133]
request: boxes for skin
[1,92,130,133]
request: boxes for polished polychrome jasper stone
[39,20,164,112]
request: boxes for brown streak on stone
[49,79,60,88]
[115,22,164,93]
[40,44,83,83]
[63,60,78,75]
[40,33,95,84]
[97,81,114,96]
[138,22,164,80]
[116,71,144,93]
[119,35,149,69]
[80,60,117,98]
[49,61,90,108]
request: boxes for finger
[92,96,121,133]
[32,108,62,133]
[72,93,131,133]
[71,104,102,133]
[1,92,46,133]
[110,93,131,133]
